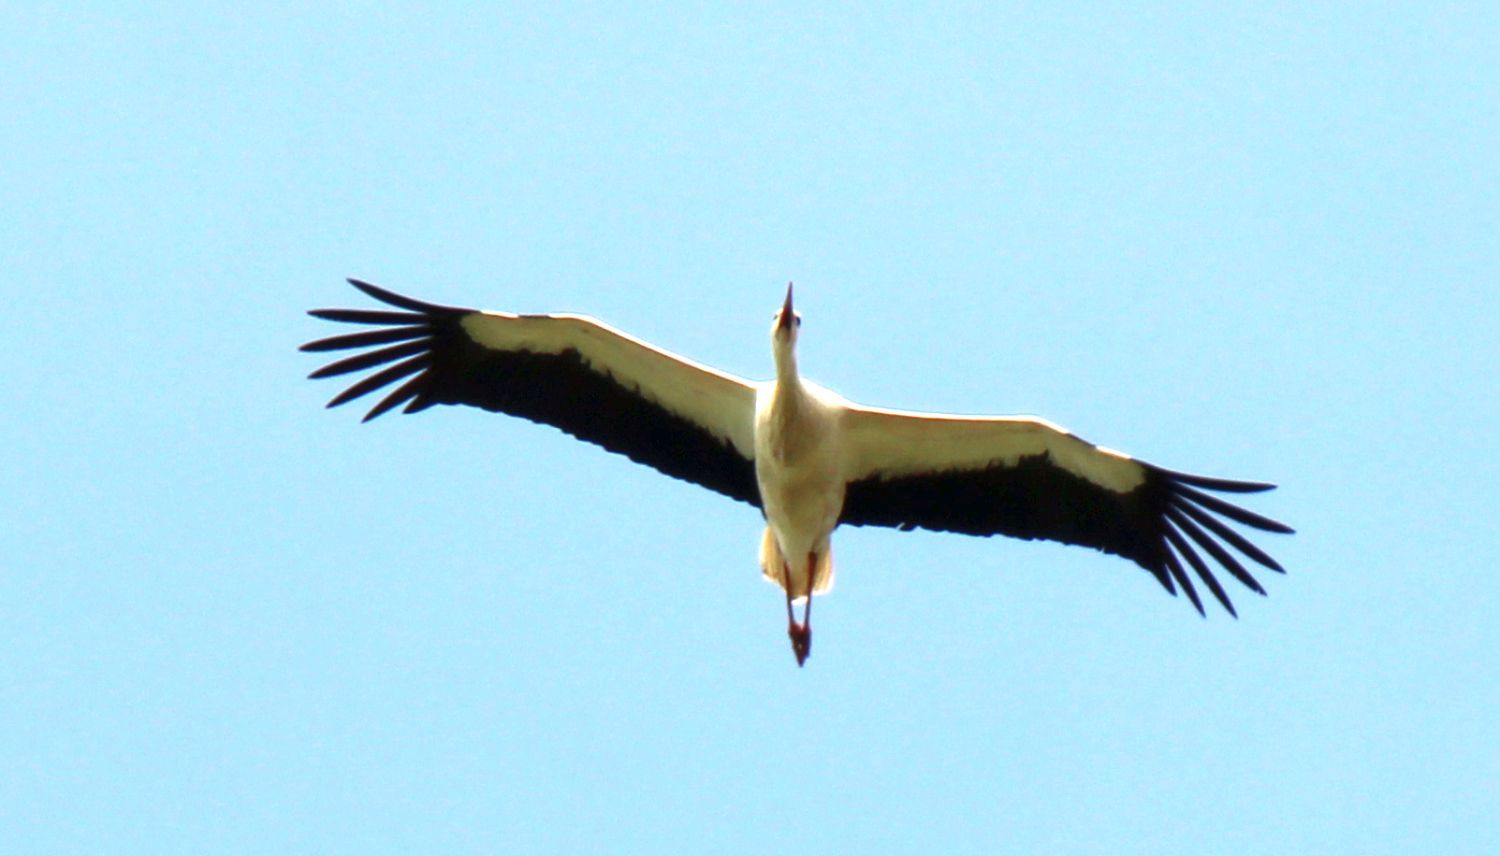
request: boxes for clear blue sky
[4,3,1496,853]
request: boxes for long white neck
[765,337,813,462]
[772,338,801,391]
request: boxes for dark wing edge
[300,278,761,507]
[302,278,469,420]
[838,454,1293,616]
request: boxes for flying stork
[302,279,1292,666]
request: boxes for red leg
[783,559,796,625]
[801,551,816,629]
[783,557,810,667]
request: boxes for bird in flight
[303,279,1291,666]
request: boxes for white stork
[303,279,1291,666]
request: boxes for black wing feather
[1164,524,1234,616]
[308,308,428,325]
[299,325,430,352]
[1174,483,1294,533]
[307,339,433,379]
[302,279,760,507]
[1171,497,1284,573]
[324,354,432,410]
[1160,547,1205,616]
[1167,506,1265,596]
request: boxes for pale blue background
[4,3,1497,853]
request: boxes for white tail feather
[759,527,835,601]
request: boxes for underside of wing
[302,279,762,507]
[838,406,1292,616]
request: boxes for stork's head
[771,282,801,350]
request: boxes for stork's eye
[794,314,803,327]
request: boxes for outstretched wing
[838,406,1292,615]
[302,279,761,506]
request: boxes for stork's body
[303,279,1293,667]
[754,377,843,603]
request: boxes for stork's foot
[788,621,811,667]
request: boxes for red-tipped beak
[777,282,795,332]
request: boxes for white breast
[753,380,848,588]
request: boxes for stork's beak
[777,282,795,332]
